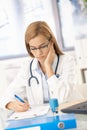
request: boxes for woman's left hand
[44,43,55,67]
[44,43,55,77]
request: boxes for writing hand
[6,100,30,112]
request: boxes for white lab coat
[0,53,81,110]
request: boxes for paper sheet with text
[8,105,50,120]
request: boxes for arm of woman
[44,43,55,78]
[6,100,29,112]
[0,60,30,111]
[47,54,77,104]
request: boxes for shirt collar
[31,58,39,71]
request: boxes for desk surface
[58,98,87,129]
[5,114,77,130]
[5,99,87,130]
[74,114,87,129]
[5,113,87,130]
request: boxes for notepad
[8,105,50,120]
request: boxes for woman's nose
[36,49,43,55]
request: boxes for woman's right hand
[6,100,30,112]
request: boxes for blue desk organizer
[5,113,77,130]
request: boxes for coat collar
[31,58,40,71]
[52,54,58,73]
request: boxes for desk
[5,113,87,130]
[5,114,87,130]
[5,104,77,130]
[58,98,87,130]
[5,100,87,130]
[5,114,77,130]
[75,114,87,129]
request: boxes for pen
[14,94,25,103]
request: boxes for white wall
[74,38,87,83]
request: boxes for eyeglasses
[29,40,50,52]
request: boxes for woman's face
[29,35,51,63]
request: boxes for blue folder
[5,114,77,130]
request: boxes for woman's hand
[6,100,30,112]
[44,43,55,67]
[44,43,55,78]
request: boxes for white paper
[8,105,50,120]
[20,126,40,130]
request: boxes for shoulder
[60,52,75,62]
[59,53,76,68]
[18,57,33,75]
[21,57,33,68]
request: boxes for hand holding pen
[14,95,25,103]
[6,95,30,112]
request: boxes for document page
[8,105,50,120]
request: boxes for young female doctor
[0,21,78,112]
